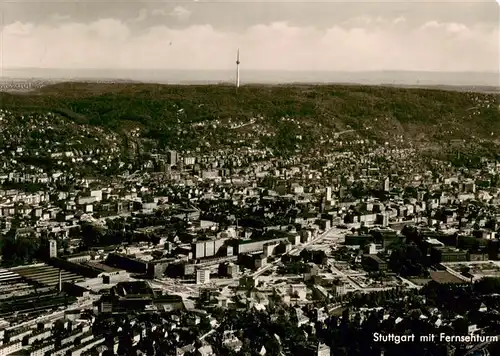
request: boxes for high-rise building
[49,239,57,258]
[196,268,210,285]
[325,187,332,202]
[166,150,177,166]
[383,177,390,192]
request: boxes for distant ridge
[380,83,500,94]
[2,68,499,87]
[0,82,499,166]
[0,77,142,84]
[1,78,498,95]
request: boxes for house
[196,345,214,356]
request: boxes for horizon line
[2,80,498,90]
[2,68,499,75]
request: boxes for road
[399,276,420,289]
[230,119,256,130]
[195,256,238,268]
[152,223,422,297]
[444,261,500,265]
[251,226,348,278]
[328,303,343,313]
[443,265,471,282]
[249,224,422,294]
[150,279,198,298]
[327,263,420,292]
[333,130,356,139]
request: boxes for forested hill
[1,83,499,157]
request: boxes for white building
[317,343,331,356]
[367,243,377,255]
[90,190,103,201]
[49,239,57,258]
[289,284,307,300]
[0,341,22,356]
[325,187,332,202]
[383,177,390,192]
[196,268,210,285]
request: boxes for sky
[0,0,499,73]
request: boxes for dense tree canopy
[1,83,499,158]
[1,234,41,266]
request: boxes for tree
[475,277,500,294]
[389,243,427,277]
[150,235,161,245]
[1,233,41,267]
[80,223,106,248]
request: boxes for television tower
[236,49,240,89]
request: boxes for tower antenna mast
[236,49,240,91]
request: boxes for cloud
[151,6,192,21]
[49,13,71,22]
[131,9,149,23]
[393,17,406,25]
[3,22,36,36]
[1,18,498,72]
[151,7,168,17]
[169,6,192,21]
[345,16,385,26]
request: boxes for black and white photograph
[0,0,499,355]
